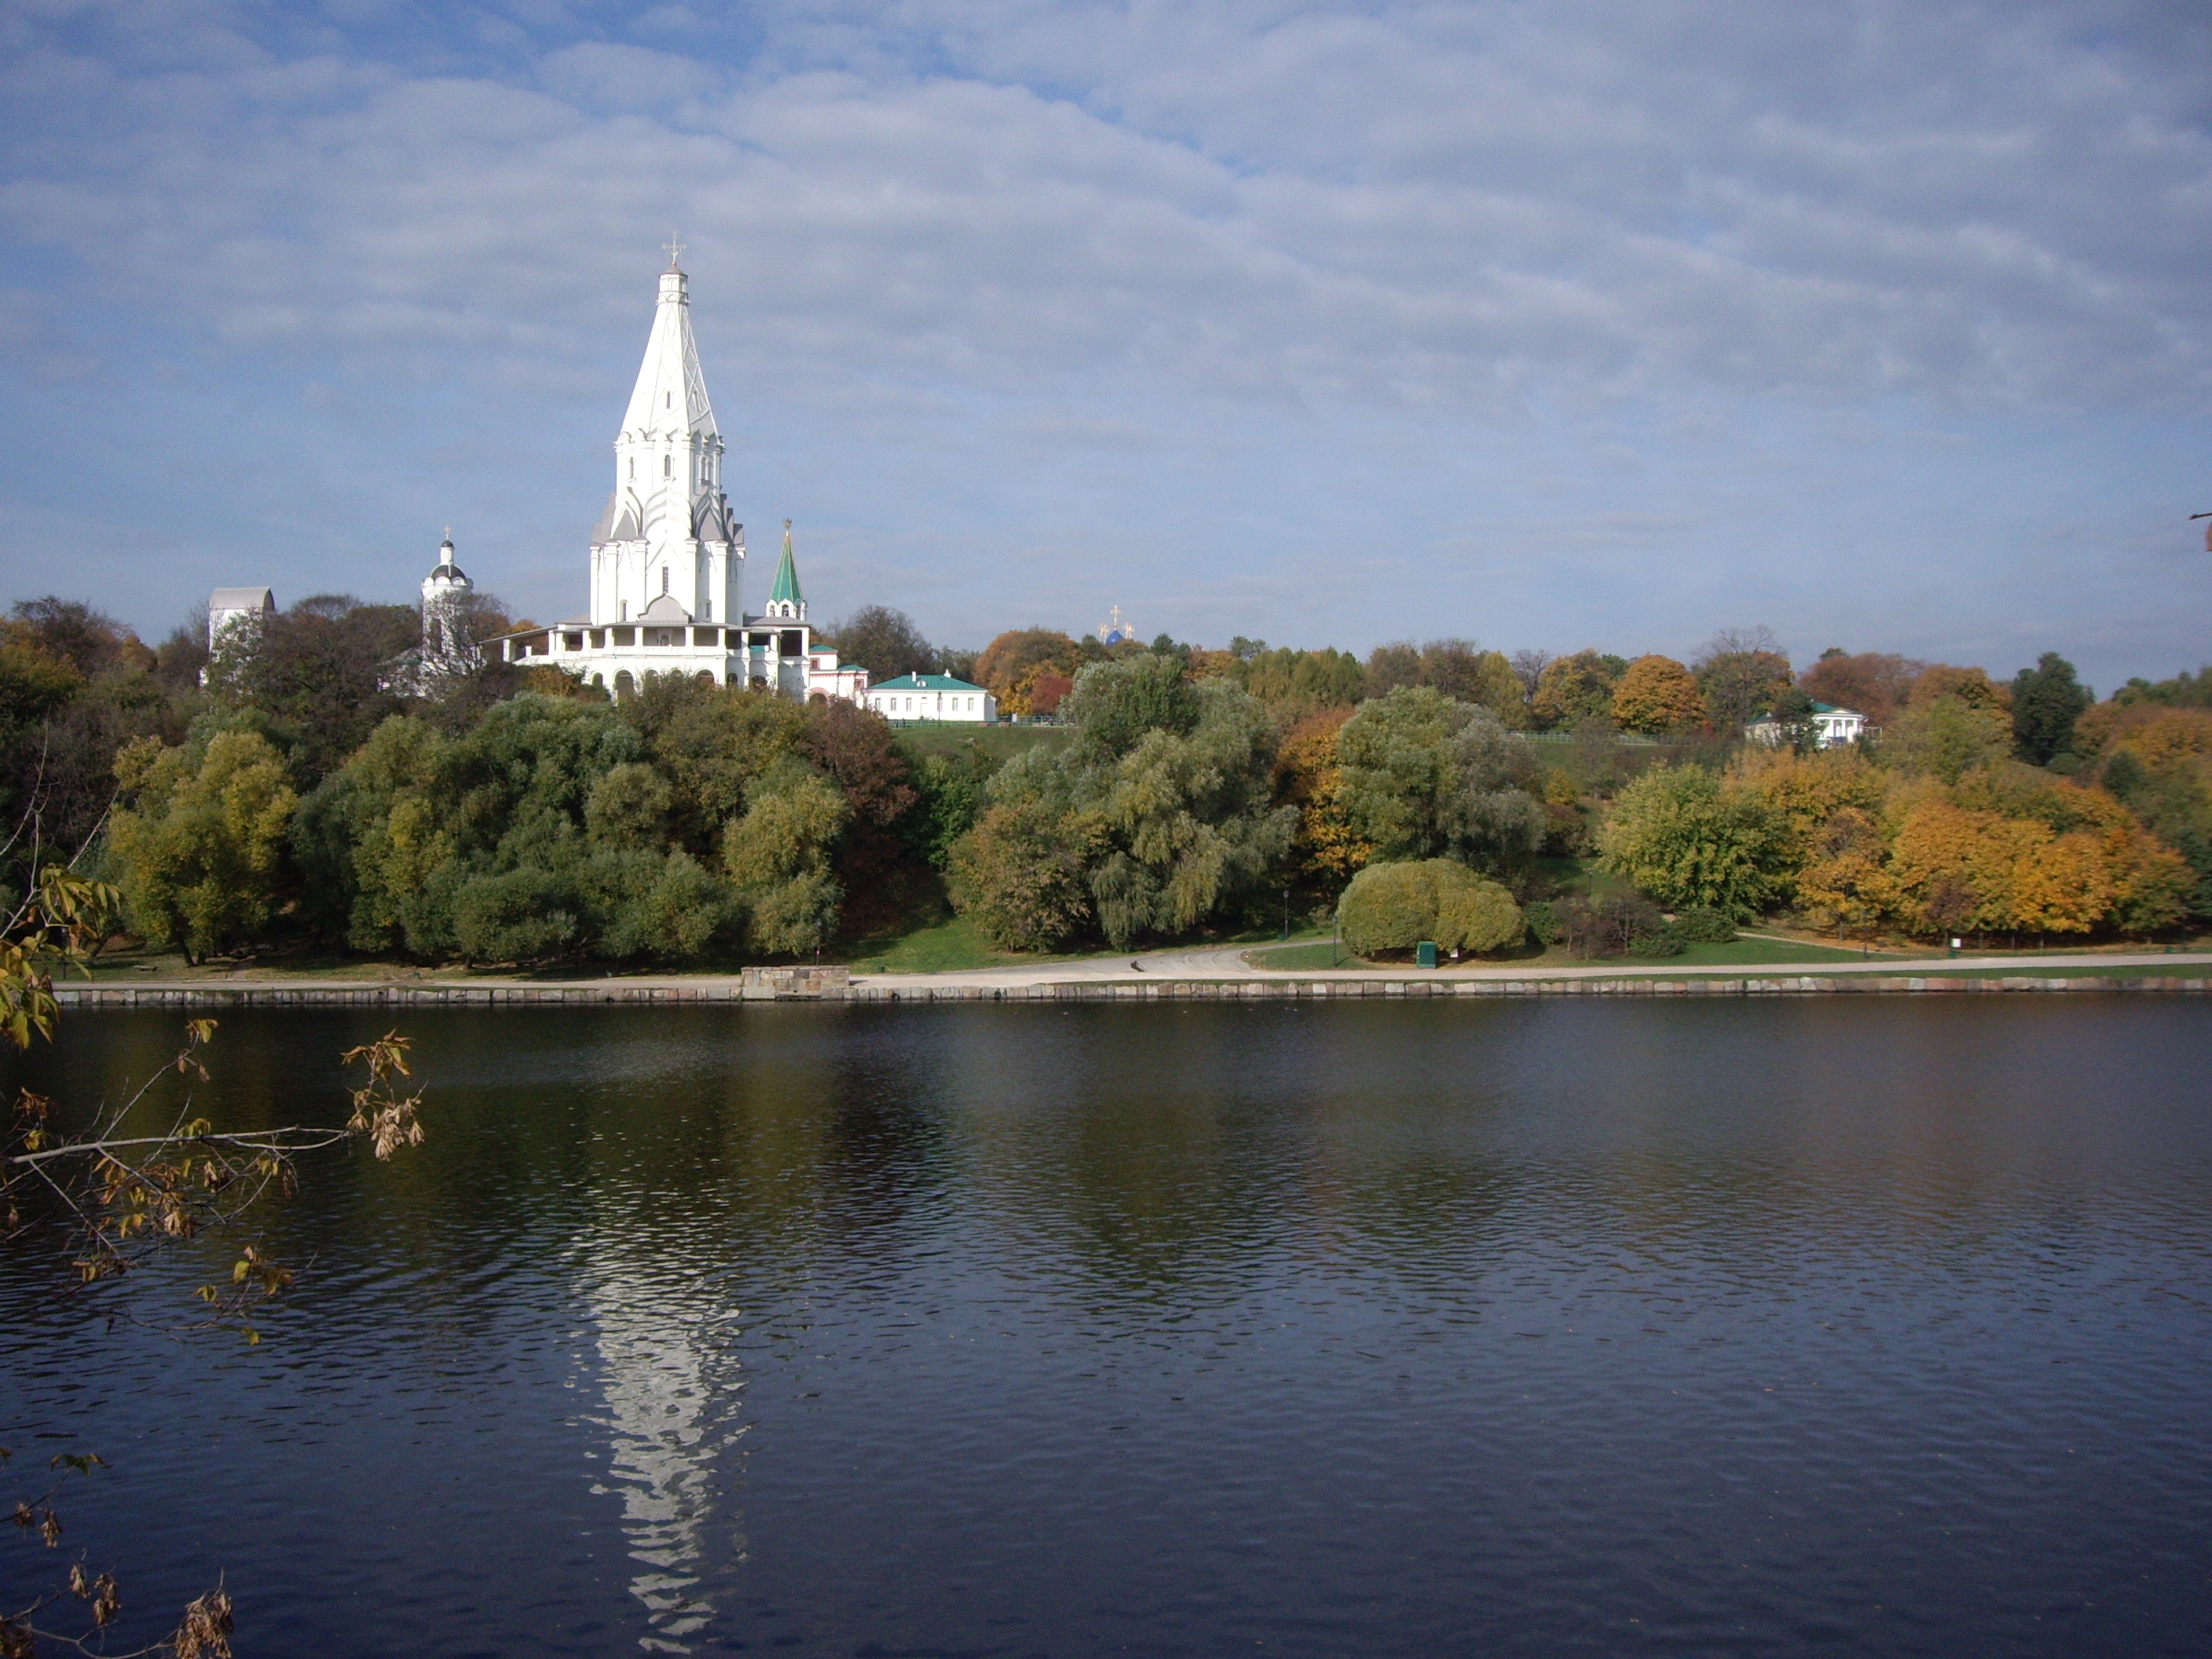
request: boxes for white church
[477,254,868,701]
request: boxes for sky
[2,0,2207,690]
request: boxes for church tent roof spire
[768,520,804,609]
[619,246,717,441]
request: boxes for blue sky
[2,0,2207,690]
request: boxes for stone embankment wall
[53,969,2211,1009]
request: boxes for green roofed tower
[764,519,805,619]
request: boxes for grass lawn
[1661,936,1917,967]
[841,914,1063,973]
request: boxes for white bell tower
[589,238,742,626]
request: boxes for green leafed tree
[1694,628,1794,731]
[2011,651,2093,766]
[947,654,1294,950]
[722,764,851,956]
[1335,686,1546,870]
[947,799,1095,951]
[108,727,299,962]
[1879,694,2014,784]
[1596,763,1793,921]
[824,605,938,683]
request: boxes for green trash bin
[1416,940,1438,969]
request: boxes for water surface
[5,998,2210,1656]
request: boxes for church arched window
[661,567,669,594]
[663,454,672,478]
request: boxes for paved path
[849,946,2212,994]
[75,948,2212,1002]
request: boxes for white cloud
[0,0,2207,682]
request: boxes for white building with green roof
[863,672,997,723]
[485,256,867,705]
[1745,700,1872,749]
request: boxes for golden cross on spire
[664,231,686,269]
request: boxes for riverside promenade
[53,947,2212,1006]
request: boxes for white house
[485,255,867,705]
[1746,701,1872,749]
[863,673,997,723]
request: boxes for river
[4,998,2209,1656]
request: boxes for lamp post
[1282,885,1291,942]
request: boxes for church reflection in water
[582,1240,747,1654]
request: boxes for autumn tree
[1610,654,1707,734]
[1273,709,1372,887]
[1799,649,1922,728]
[1908,663,2010,713]
[2083,705,2212,917]
[974,628,1082,714]
[1529,650,1625,730]
[1693,628,1793,731]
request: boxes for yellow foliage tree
[1793,805,1900,934]
[1611,654,1706,734]
[1273,709,1373,885]
[1733,746,1888,853]
[1891,801,2115,939]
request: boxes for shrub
[450,867,578,962]
[1557,892,1665,958]
[1337,859,1524,958]
[1626,925,1686,958]
[1672,906,1736,943]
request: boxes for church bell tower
[589,240,742,626]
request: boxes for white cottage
[863,673,997,723]
[486,255,866,704]
[1746,701,1872,749]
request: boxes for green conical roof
[768,522,804,607]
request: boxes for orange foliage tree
[1611,654,1706,734]
[974,629,1082,714]
[1273,709,1373,887]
